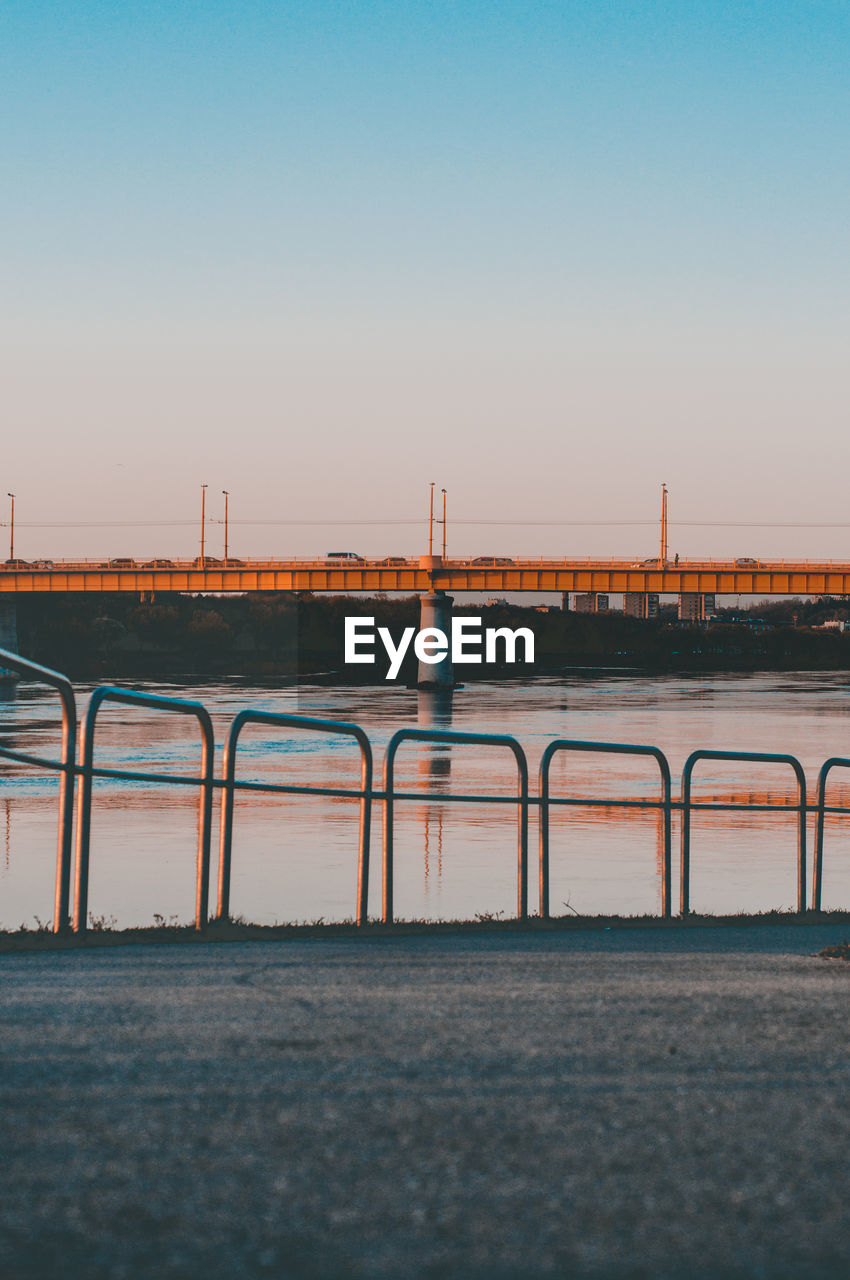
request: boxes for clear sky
[2,1,848,562]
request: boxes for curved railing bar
[0,647,76,933]
[813,757,850,911]
[73,687,214,934]
[681,749,807,916]
[382,728,529,924]
[538,740,672,921]
[217,710,373,926]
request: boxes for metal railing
[381,728,529,924]
[814,758,850,911]
[5,555,850,571]
[680,750,808,916]
[217,710,373,925]
[73,687,215,932]
[539,741,672,920]
[6,646,850,933]
[0,650,76,931]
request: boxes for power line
[6,517,850,530]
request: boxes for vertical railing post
[811,758,850,912]
[194,712,215,931]
[217,725,238,922]
[53,677,77,933]
[382,747,395,924]
[538,747,551,920]
[680,758,693,917]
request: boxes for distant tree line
[12,592,850,680]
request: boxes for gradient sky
[2,1,848,561]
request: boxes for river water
[2,671,850,930]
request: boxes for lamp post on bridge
[200,484,208,565]
[6,494,14,562]
[222,490,229,562]
[441,488,447,559]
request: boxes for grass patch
[2,909,850,954]
[820,939,850,960]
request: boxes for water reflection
[416,687,452,902]
[5,672,850,927]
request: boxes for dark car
[471,557,514,566]
[141,559,176,569]
[380,557,408,566]
[3,558,31,569]
[107,558,136,568]
[193,556,222,568]
[734,557,758,567]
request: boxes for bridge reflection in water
[6,658,850,930]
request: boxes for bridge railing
[4,555,850,573]
[6,648,850,931]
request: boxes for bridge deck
[1,556,850,594]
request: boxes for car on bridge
[471,557,515,566]
[326,551,364,561]
[192,556,222,567]
[3,559,32,569]
[141,559,175,569]
[108,558,136,568]
[735,557,759,567]
[379,557,408,566]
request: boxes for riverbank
[4,909,850,952]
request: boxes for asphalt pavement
[2,924,850,1278]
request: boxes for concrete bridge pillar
[418,592,454,688]
[0,600,19,679]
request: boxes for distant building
[574,593,609,614]
[678,593,716,623]
[623,592,659,620]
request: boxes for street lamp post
[441,488,447,559]
[222,490,229,562]
[428,482,435,557]
[200,484,208,565]
[7,494,14,562]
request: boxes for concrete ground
[2,924,850,1278]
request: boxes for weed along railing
[7,646,850,933]
[539,741,672,920]
[680,750,808,916]
[217,710,373,925]
[381,728,529,924]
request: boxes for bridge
[2,554,850,595]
